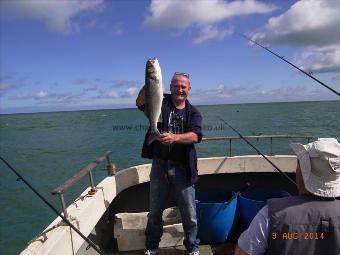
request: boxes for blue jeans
[145,160,199,252]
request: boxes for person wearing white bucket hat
[235,138,340,255]
[290,138,340,198]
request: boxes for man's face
[170,75,191,103]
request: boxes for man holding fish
[136,58,203,255]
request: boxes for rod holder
[88,171,97,195]
[106,156,116,176]
[59,193,68,219]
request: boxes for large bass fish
[144,57,163,145]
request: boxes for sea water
[0,100,339,254]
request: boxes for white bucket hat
[290,138,340,198]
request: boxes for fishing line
[240,34,340,97]
[217,117,297,187]
[0,156,104,255]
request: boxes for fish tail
[147,126,161,145]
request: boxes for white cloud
[0,82,13,96]
[11,90,88,104]
[112,87,140,98]
[36,90,48,99]
[250,0,340,76]
[190,83,339,104]
[1,0,104,34]
[83,85,99,92]
[0,74,27,96]
[145,0,276,29]
[8,93,33,100]
[104,90,118,98]
[111,80,141,88]
[144,0,276,43]
[252,0,340,47]
[126,87,138,96]
[295,45,340,74]
[193,25,233,45]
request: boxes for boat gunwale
[20,155,297,255]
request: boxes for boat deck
[121,245,234,255]
[82,244,235,255]
[75,170,296,255]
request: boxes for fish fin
[147,129,161,145]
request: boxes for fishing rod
[241,34,340,97]
[0,156,104,255]
[218,117,297,187]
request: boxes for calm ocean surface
[1,101,339,254]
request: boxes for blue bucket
[238,187,290,232]
[196,189,237,243]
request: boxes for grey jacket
[267,195,340,255]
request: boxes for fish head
[146,57,162,84]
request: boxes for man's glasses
[174,72,190,79]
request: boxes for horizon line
[1,98,339,115]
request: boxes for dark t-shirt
[153,104,188,162]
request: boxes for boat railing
[51,150,116,218]
[202,134,314,156]
[50,135,312,218]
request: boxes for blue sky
[0,0,339,114]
